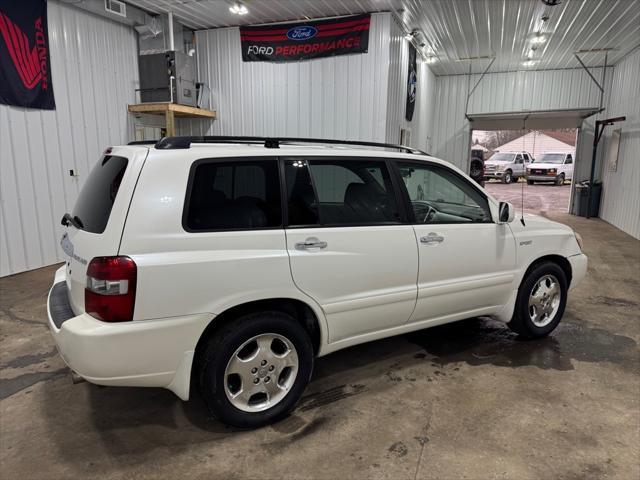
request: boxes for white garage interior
[1,1,639,478]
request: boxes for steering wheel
[422,204,437,223]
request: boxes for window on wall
[284,159,400,226]
[397,162,492,224]
[184,160,282,231]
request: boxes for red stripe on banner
[316,25,369,37]
[316,17,370,31]
[240,34,287,41]
[240,25,369,42]
[240,15,370,36]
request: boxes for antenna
[520,122,526,226]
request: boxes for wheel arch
[190,297,324,395]
[523,254,573,288]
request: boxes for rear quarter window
[72,155,128,234]
[184,159,282,231]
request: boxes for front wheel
[502,171,513,184]
[508,261,568,338]
[527,179,534,185]
[555,173,565,186]
[198,311,314,428]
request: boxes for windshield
[537,154,566,164]
[71,155,128,234]
[489,153,514,162]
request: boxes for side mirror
[498,201,516,223]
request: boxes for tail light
[85,256,136,322]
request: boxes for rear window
[72,155,128,234]
[184,159,282,231]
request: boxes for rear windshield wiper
[61,213,84,229]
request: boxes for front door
[283,157,418,343]
[395,160,516,324]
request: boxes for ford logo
[286,26,317,41]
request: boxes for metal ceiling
[125,0,640,75]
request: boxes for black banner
[240,14,370,63]
[405,43,417,121]
[0,0,55,109]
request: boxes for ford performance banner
[240,14,370,62]
[0,0,55,109]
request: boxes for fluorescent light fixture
[424,56,437,64]
[229,2,248,15]
[529,32,547,44]
[522,60,538,67]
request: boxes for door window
[397,162,492,224]
[284,159,400,226]
[184,159,282,231]
[565,155,573,164]
[515,154,524,164]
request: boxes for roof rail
[127,140,159,145]
[153,136,430,156]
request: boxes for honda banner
[405,43,417,121]
[240,14,370,62]
[0,0,55,109]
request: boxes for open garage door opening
[472,128,577,215]
[467,107,601,216]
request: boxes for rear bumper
[568,253,588,290]
[47,267,212,400]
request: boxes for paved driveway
[484,179,572,214]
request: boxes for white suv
[526,152,574,186]
[48,137,587,427]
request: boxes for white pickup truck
[484,151,534,184]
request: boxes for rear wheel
[502,170,513,184]
[527,179,534,185]
[199,311,313,428]
[508,261,568,338]
[555,173,565,186]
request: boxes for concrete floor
[1,212,638,479]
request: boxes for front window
[489,153,514,162]
[537,154,567,164]
[397,162,492,224]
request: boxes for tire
[508,261,568,339]
[513,176,519,183]
[198,311,314,428]
[502,170,513,184]
[555,173,565,186]
[527,180,534,185]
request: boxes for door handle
[295,237,328,250]
[420,233,444,244]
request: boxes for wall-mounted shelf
[127,103,216,135]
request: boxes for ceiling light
[424,56,437,64]
[229,2,248,15]
[522,60,538,67]
[530,33,547,44]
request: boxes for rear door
[61,147,147,314]
[394,160,516,323]
[284,157,418,343]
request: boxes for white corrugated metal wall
[431,67,613,171]
[0,1,139,277]
[599,48,640,239]
[192,13,392,141]
[385,15,436,153]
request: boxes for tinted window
[72,155,128,234]
[285,159,400,226]
[185,160,281,231]
[398,162,492,223]
[565,155,573,164]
